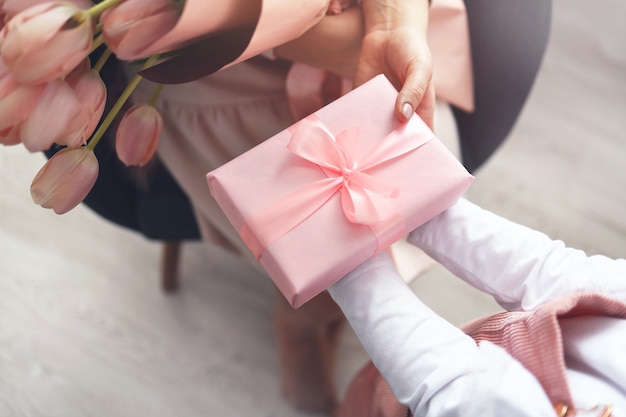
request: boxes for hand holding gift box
[207,74,474,308]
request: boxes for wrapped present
[206,75,474,308]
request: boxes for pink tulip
[0,57,19,99]
[19,78,84,152]
[30,146,99,214]
[0,1,6,31]
[101,0,181,60]
[2,64,106,152]
[0,2,93,85]
[64,68,106,145]
[0,126,20,145]
[2,0,93,22]
[115,103,163,166]
[0,83,44,138]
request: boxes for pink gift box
[207,75,474,308]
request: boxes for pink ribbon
[240,115,432,260]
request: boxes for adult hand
[355,0,435,129]
[274,7,364,79]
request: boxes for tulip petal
[12,22,92,84]
[115,104,163,166]
[66,69,107,142]
[1,4,93,84]
[0,84,43,131]
[20,79,84,152]
[103,0,179,24]
[3,0,93,21]
[0,59,20,100]
[30,147,99,214]
[2,5,73,57]
[113,12,180,60]
[101,0,181,60]
[0,126,22,146]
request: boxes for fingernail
[401,103,413,120]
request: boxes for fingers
[391,34,433,124]
[395,76,435,131]
[353,28,435,128]
[414,81,436,130]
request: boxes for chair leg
[160,241,181,292]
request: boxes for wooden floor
[1,1,625,416]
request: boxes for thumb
[414,81,436,131]
[394,61,432,124]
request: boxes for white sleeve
[328,253,554,417]
[407,198,626,311]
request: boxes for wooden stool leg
[160,241,181,292]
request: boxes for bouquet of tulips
[0,0,188,214]
[0,0,333,216]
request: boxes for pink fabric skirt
[131,57,294,267]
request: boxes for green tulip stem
[148,84,164,107]
[86,0,125,19]
[92,47,112,73]
[90,34,105,55]
[87,55,160,151]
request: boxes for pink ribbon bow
[240,114,432,260]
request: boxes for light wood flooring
[1,1,625,415]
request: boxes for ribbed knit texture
[337,363,409,417]
[462,292,626,407]
[338,292,626,417]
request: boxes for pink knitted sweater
[338,292,626,417]
[462,292,626,409]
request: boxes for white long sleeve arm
[329,253,555,417]
[408,198,626,311]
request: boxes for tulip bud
[101,0,181,60]
[65,68,107,145]
[0,2,93,85]
[2,0,93,22]
[30,147,99,214]
[115,103,163,166]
